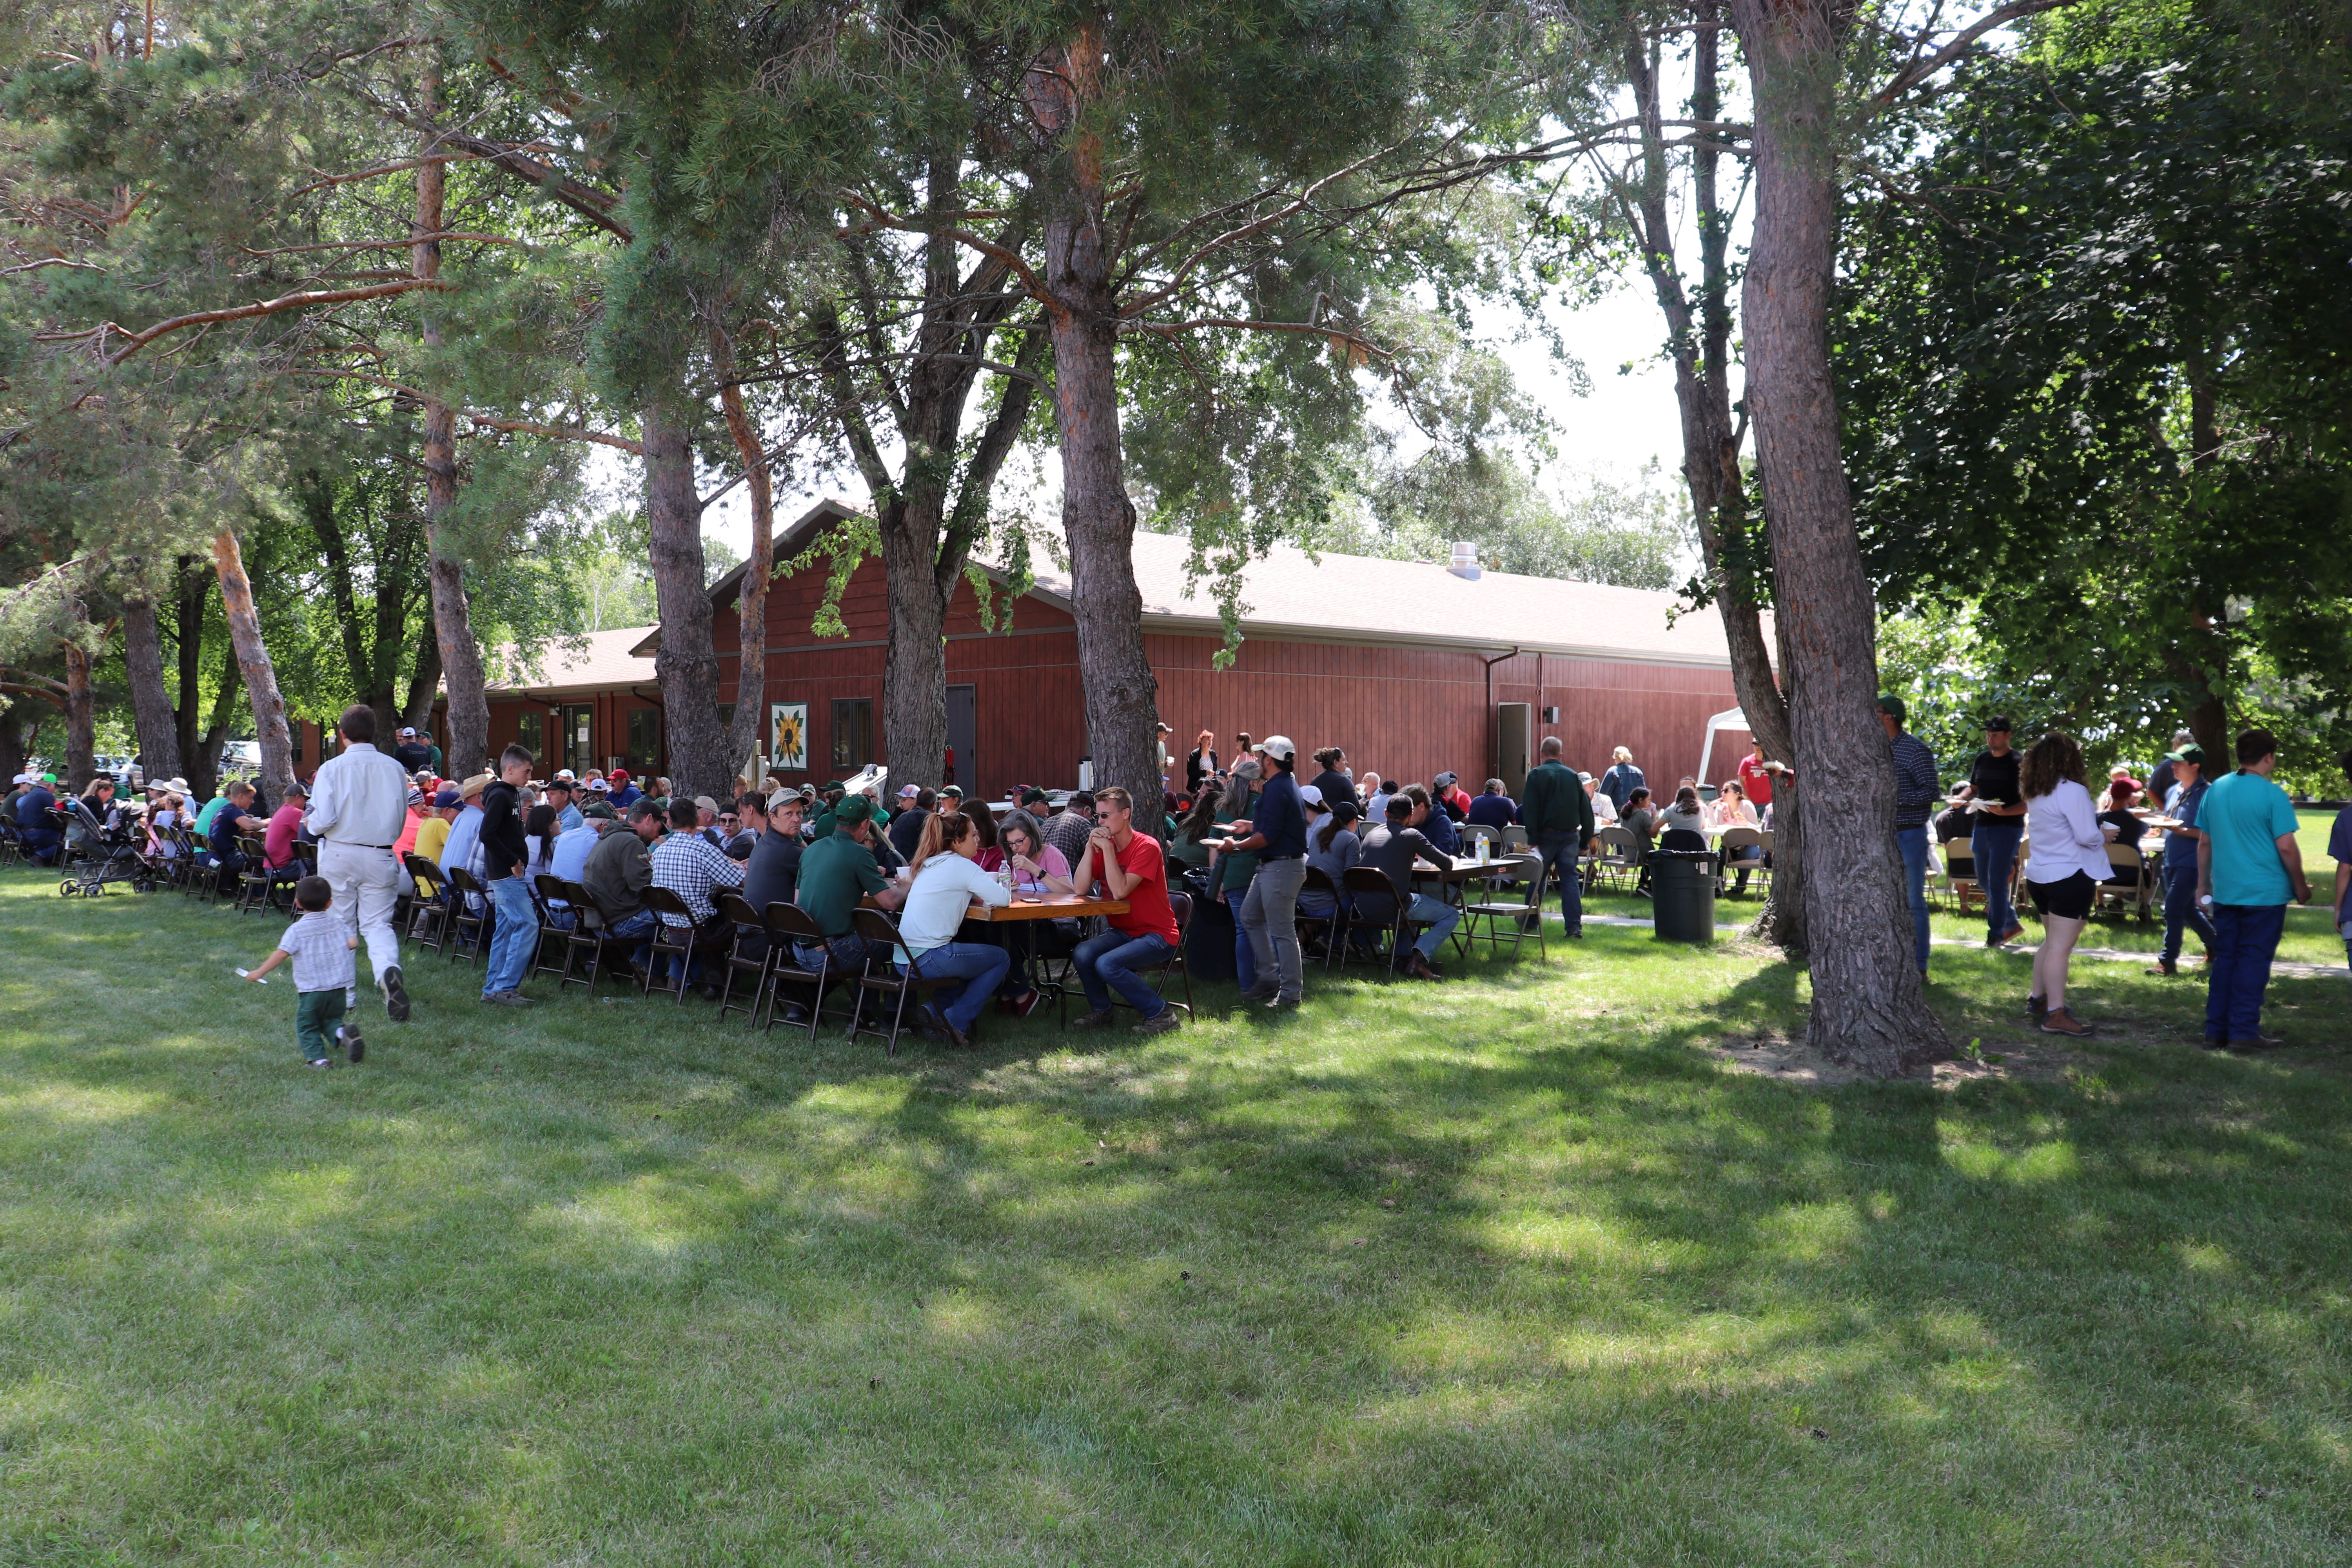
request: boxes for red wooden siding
[692,555,1745,800]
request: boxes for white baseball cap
[899,783,921,798]
[1260,735,1296,762]
[399,726,417,737]
[586,778,610,792]
[1298,783,1325,806]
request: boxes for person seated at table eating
[1403,783,1459,855]
[2097,777,2147,853]
[204,780,270,888]
[1067,786,1184,1034]
[262,781,311,882]
[1465,779,1518,831]
[991,810,1076,1016]
[1000,813,1075,894]
[1624,786,1658,896]
[1583,772,1620,828]
[1709,778,1763,895]
[894,810,1014,1048]
[1355,793,1457,982]
[1300,797,1362,954]
[791,795,907,979]
[1659,784,1706,841]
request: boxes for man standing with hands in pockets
[2197,728,2311,1051]
[305,704,414,1024]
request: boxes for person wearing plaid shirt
[241,875,364,1067]
[649,797,746,993]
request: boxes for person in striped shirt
[240,875,364,1067]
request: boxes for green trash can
[1647,848,1719,943]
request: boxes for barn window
[831,699,873,773]
[516,711,543,761]
[627,708,663,773]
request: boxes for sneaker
[382,964,410,1022]
[2227,1034,2283,1053]
[481,990,532,1007]
[1133,1009,1182,1034]
[338,1025,364,1064]
[305,1057,334,1069]
[1005,987,1044,1018]
[1238,982,1279,1003]
[2040,1007,2093,1038]
[2025,994,2048,1023]
[2145,959,2178,976]
[1070,1008,1116,1029]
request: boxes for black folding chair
[531,873,577,982]
[444,866,493,965]
[639,887,728,1002]
[713,891,772,1025]
[759,902,835,1042]
[557,879,615,996]
[234,836,275,913]
[402,853,454,956]
[1339,866,1412,978]
[848,906,953,1054]
[1295,866,1341,961]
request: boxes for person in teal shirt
[193,790,231,839]
[2197,728,2312,1049]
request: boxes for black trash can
[1646,848,1719,943]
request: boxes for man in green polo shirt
[793,795,905,973]
[1519,735,1598,936]
[2197,727,2312,1051]
[806,780,850,840]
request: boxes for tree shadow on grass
[3,882,2350,1563]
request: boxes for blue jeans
[2160,857,2216,964]
[1896,826,1931,974]
[1073,930,1175,1018]
[1233,915,1257,993]
[483,875,538,996]
[1535,830,1584,933]
[1971,821,2023,936]
[2205,903,2286,1041]
[904,942,1011,1034]
[1407,892,1461,959]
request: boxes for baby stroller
[60,798,162,897]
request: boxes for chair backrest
[1597,824,1637,862]
[1718,826,1763,850]
[1944,847,1976,878]
[534,873,570,906]
[765,901,825,943]
[1343,866,1399,902]
[849,906,900,948]
[404,853,446,894]
[447,865,486,897]
[1168,889,1193,945]
[1461,823,1498,849]
[1301,864,1338,896]
[1500,825,1530,848]
[237,835,267,858]
[561,878,606,931]
[715,889,760,928]
[1661,828,1708,852]
[2105,841,2143,871]
[643,885,693,921]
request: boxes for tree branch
[40,279,450,366]
[1875,0,2082,103]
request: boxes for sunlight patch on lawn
[1938,1125,2083,1184]
[534,1173,729,1276]
[0,1083,169,1126]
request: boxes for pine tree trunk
[1032,24,1161,806]
[122,595,183,785]
[712,324,774,784]
[641,398,732,799]
[402,596,441,734]
[878,493,951,795]
[174,559,205,775]
[415,78,488,781]
[1731,0,1944,1073]
[62,635,96,793]
[0,709,26,789]
[209,525,296,799]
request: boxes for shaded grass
[2,869,2349,1565]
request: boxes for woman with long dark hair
[2021,731,2111,1037]
[899,810,1013,1047]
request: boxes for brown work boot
[1405,952,1443,982]
[2040,1007,2093,1038]
[2145,958,2178,976]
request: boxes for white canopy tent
[1695,708,1751,789]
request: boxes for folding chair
[639,886,708,1002]
[1716,826,1764,897]
[531,873,577,982]
[1941,843,1981,916]
[1590,826,1640,891]
[2098,842,2154,923]
[402,853,454,956]
[1500,825,1531,853]
[847,906,953,1054]
[1461,866,1546,962]
[1094,891,1193,1023]
[232,836,276,912]
[555,884,616,992]
[1339,866,1417,979]
[1295,866,1341,961]
[443,866,493,965]
[713,891,773,1025]
[757,902,835,1041]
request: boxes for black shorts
[2029,871,2096,921]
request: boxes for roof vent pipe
[1447,541,1482,581]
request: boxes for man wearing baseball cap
[392,726,432,774]
[608,769,642,810]
[546,776,583,833]
[1218,734,1310,1008]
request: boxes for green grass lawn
[3,866,2349,1565]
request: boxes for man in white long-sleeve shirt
[303,704,413,1022]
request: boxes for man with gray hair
[305,703,413,1022]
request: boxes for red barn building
[485,501,1760,797]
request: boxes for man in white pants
[305,704,414,1022]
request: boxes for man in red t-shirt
[263,781,310,870]
[1068,785,1183,1033]
[1738,744,1775,810]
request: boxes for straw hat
[458,772,492,799]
